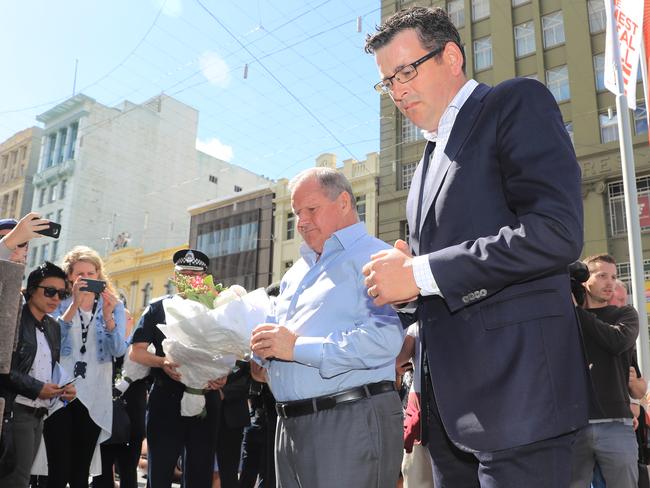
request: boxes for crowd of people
[1,5,650,488]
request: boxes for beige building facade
[0,127,42,219]
[376,0,649,285]
[271,152,380,283]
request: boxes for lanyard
[78,297,99,355]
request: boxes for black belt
[15,403,48,419]
[275,380,396,419]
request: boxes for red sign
[639,194,650,227]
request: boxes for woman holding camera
[43,246,127,488]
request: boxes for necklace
[78,297,99,355]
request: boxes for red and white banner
[605,0,644,109]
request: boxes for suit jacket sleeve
[428,80,583,312]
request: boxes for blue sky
[0,0,383,179]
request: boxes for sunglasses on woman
[36,286,69,300]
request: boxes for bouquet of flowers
[158,276,272,416]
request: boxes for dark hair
[25,261,67,300]
[364,6,466,73]
[583,253,617,272]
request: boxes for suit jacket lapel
[407,140,434,256]
[417,83,491,241]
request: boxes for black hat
[0,218,18,231]
[173,249,209,272]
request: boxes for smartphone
[59,377,78,388]
[33,219,61,238]
[80,278,106,294]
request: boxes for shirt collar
[422,79,479,142]
[299,222,367,266]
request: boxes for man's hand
[38,382,64,399]
[250,324,298,361]
[206,376,227,390]
[250,361,268,383]
[629,367,647,399]
[162,359,182,382]
[362,239,420,306]
[1,212,48,250]
[61,384,77,401]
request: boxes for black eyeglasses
[36,286,69,300]
[374,45,445,95]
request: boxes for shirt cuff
[292,336,324,368]
[0,240,12,260]
[412,255,442,297]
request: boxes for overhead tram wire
[194,0,360,162]
[0,0,168,115]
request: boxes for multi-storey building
[271,152,380,282]
[188,185,274,291]
[376,0,648,289]
[28,93,269,275]
[0,127,42,219]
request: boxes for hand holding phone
[80,278,106,294]
[32,218,61,238]
[59,377,78,389]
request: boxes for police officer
[130,249,225,488]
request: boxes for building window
[402,117,424,143]
[634,107,648,136]
[473,37,492,71]
[401,162,418,191]
[471,0,489,21]
[38,188,46,207]
[608,177,650,236]
[617,260,650,283]
[51,241,59,262]
[41,243,49,262]
[29,247,37,267]
[593,54,605,91]
[59,180,67,199]
[56,128,67,164]
[286,213,295,240]
[588,0,606,34]
[356,195,366,222]
[68,122,78,160]
[234,185,242,192]
[400,220,411,245]
[514,22,535,58]
[542,11,565,48]
[564,122,574,146]
[447,0,464,28]
[56,209,63,223]
[209,175,218,184]
[545,65,570,102]
[46,134,56,168]
[142,283,152,308]
[600,111,619,143]
[48,184,57,203]
[512,0,531,5]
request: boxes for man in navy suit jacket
[362,6,589,488]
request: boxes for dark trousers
[43,399,101,488]
[424,386,576,488]
[240,422,276,488]
[91,440,143,488]
[92,380,147,488]
[216,423,244,487]
[146,383,220,488]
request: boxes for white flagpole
[608,0,650,376]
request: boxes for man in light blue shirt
[250,167,404,488]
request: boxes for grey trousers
[275,390,403,488]
[0,404,45,488]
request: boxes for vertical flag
[643,0,650,142]
[605,0,644,109]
